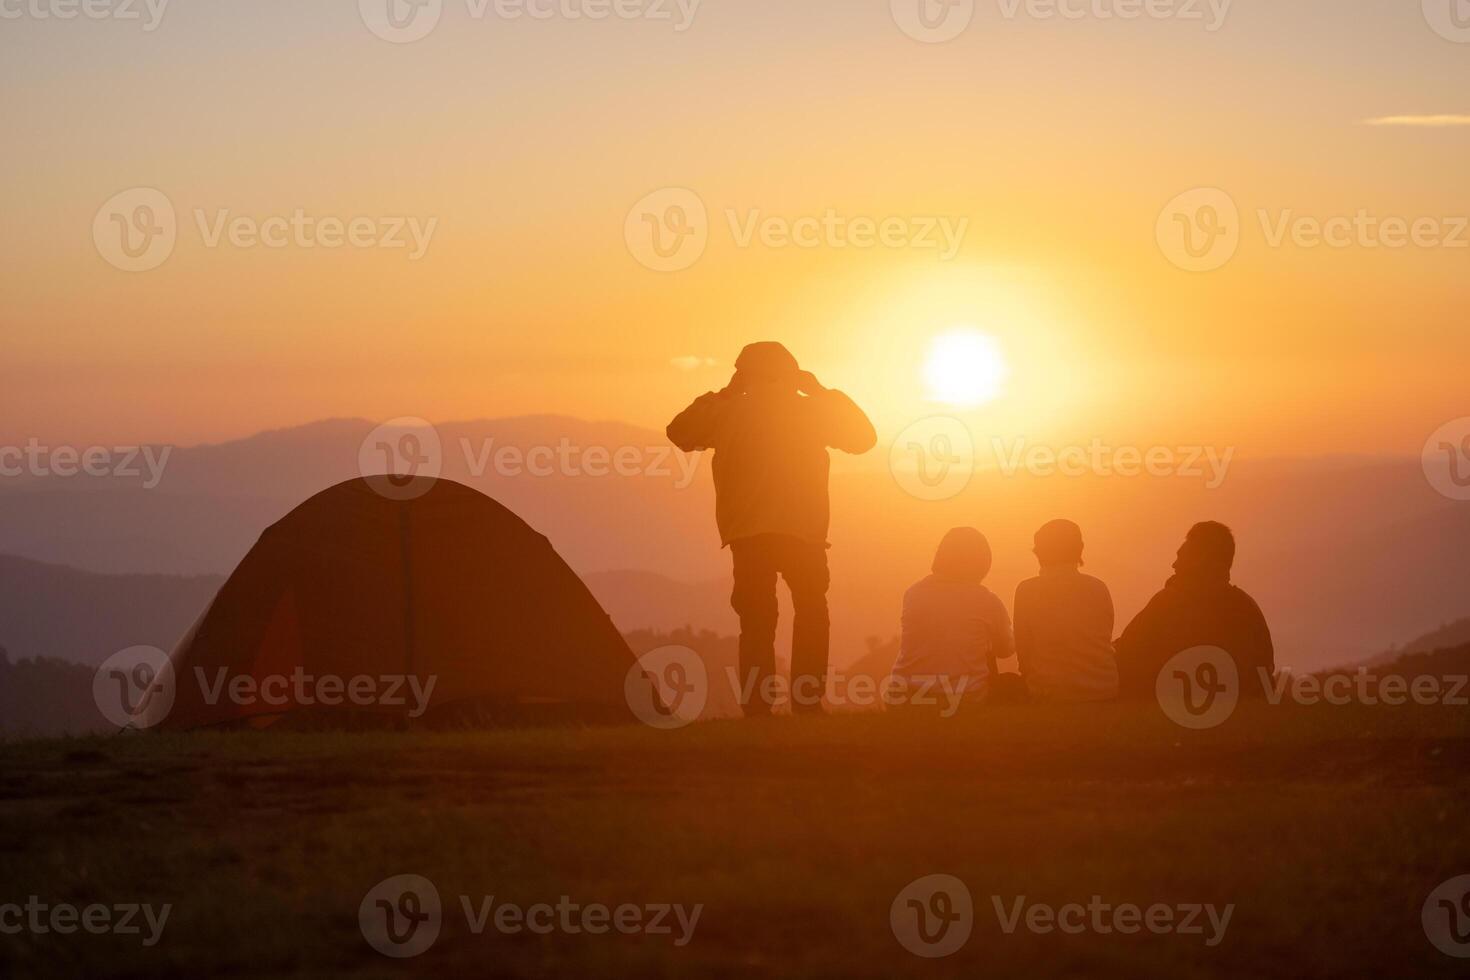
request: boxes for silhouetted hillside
[0,649,110,737]
[1360,617,1470,667]
[1373,642,1470,679]
[0,554,221,668]
[2,420,1468,671]
[6,627,1466,739]
[0,416,716,579]
[586,570,732,636]
[625,628,743,720]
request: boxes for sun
[923,328,1009,407]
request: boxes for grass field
[2,701,1469,978]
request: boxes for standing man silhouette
[668,343,876,716]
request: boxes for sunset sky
[3,0,1466,456]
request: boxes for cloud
[671,356,717,371]
[1360,114,1470,127]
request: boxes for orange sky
[2,1,1466,456]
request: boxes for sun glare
[923,329,1009,407]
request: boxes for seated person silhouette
[1013,519,1119,702]
[667,342,876,716]
[1115,521,1275,699]
[889,527,1014,709]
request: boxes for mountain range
[2,416,1467,672]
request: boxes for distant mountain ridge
[1361,617,1470,668]
[3,417,1469,672]
[1401,618,1470,655]
[0,551,729,670]
[0,415,719,579]
[584,569,732,636]
[0,554,222,668]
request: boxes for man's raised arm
[666,390,731,452]
[799,373,876,455]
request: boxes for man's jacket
[667,387,875,546]
[1115,571,1275,698]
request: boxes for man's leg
[783,539,831,714]
[730,537,779,717]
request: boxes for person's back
[1014,565,1118,703]
[691,386,866,546]
[666,347,874,549]
[1115,522,1274,699]
[666,343,876,715]
[891,528,1012,706]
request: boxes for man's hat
[735,342,800,380]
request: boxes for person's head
[1033,518,1084,568]
[1173,521,1235,578]
[931,527,992,583]
[733,342,800,394]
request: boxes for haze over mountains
[1,416,1466,672]
[0,554,222,667]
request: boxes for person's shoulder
[904,575,937,602]
[974,583,1009,612]
[1227,583,1266,613]
[1078,571,1112,593]
[1139,582,1176,611]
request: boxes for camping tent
[147,477,647,729]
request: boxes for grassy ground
[2,701,1468,978]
